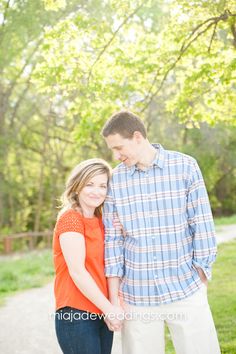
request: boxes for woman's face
[78,173,108,211]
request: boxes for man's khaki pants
[121,285,221,354]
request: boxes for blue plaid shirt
[103,144,217,306]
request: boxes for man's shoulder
[165,149,197,166]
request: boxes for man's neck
[136,143,158,171]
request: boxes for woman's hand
[104,305,125,331]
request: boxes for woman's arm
[60,232,124,328]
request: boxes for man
[101,110,221,354]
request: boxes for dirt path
[0,225,235,354]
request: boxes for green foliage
[0,0,236,235]
[43,0,66,11]
[179,124,236,215]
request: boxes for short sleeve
[56,210,84,236]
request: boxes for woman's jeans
[55,307,113,354]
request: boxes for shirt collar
[129,143,165,176]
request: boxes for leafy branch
[0,0,10,46]
[87,0,147,83]
[141,9,236,113]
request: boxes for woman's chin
[88,201,103,209]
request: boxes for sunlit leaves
[1,0,236,232]
[43,0,66,11]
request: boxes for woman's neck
[75,205,95,218]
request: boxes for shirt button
[154,274,158,278]
[152,237,155,240]
[153,256,157,260]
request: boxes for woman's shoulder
[58,208,82,220]
[56,208,84,230]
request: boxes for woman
[53,158,124,354]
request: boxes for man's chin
[123,160,134,167]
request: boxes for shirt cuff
[105,266,124,278]
[192,259,212,280]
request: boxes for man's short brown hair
[101,110,147,139]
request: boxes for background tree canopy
[0,0,235,236]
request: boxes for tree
[0,0,235,237]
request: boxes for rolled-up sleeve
[187,159,217,280]
[103,185,124,278]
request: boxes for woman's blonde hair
[58,158,112,218]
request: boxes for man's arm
[107,277,121,305]
[103,185,124,303]
[187,159,217,281]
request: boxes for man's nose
[114,151,121,160]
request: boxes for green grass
[214,214,236,226]
[208,240,236,353]
[165,240,236,353]
[0,249,54,306]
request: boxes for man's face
[105,133,141,167]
